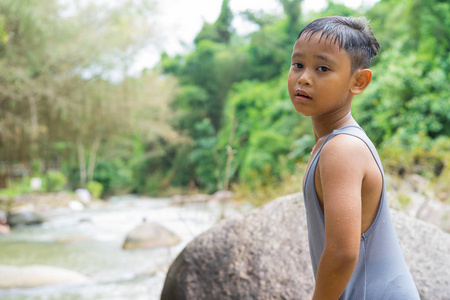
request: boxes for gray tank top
[303,126,420,300]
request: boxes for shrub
[46,171,67,192]
[86,181,103,199]
[94,158,133,195]
[0,178,31,212]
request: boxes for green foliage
[159,0,449,199]
[188,119,220,192]
[307,1,357,22]
[172,85,209,135]
[163,40,245,131]
[86,181,103,199]
[0,0,176,194]
[280,0,302,28]
[0,177,31,199]
[354,0,450,180]
[379,131,445,177]
[30,160,43,176]
[433,147,450,202]
[396,193,412,209]
[367,0,450,59]
[195,0,233,44]
[289,135,315,161]
[168,143,196,188]
[94,158,133,195]
[0,177,31,213]
[142,173,165,195]
[1,0,448,200]
[243,18,292,81]
[231,162,306,206]
[45,171,67,192]
[218,78,311,186]
[0,14,7,44]
[355,50,449,143]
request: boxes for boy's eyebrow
[291,52,337,66]
[316,54,337,65]
[291,52,303,59]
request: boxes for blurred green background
[0,0,449,205]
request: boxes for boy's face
[288,32,357,118]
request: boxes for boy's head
[297,16,380,73]
[288,16,380,117]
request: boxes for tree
[194,0,233,45]
[218,78,311,186]
[279,0,302,37]
[353,0,450,176]
[0,0,179,192]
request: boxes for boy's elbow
[324,245,359,270]
[334,248,359,270]
[338,250,359,266]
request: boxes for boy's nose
[298,71,312,86]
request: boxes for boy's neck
[311,110,357,141]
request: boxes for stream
[0,195,252,300]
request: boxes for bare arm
[312,135,366,300]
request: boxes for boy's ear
[350,69,372,95]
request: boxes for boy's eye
[317,66,330,72]
[292,63,303,69]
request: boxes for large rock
[386,174,450,232]
[122,222,181,250]
[161,193,314,300]
[0,265,89,288]
[8,211,45,227]
[161,193,450,300]
[391,210,449,298]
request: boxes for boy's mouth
[296,92,311,98]
[294,89,312,101]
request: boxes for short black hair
[297,16,380,73]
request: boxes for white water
[0,195,252,300]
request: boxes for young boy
[288,17,420,299]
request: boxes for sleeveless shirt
[303,126,420,300]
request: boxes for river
[0,195,252,300]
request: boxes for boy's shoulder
[319,133,373,173]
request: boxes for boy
[288,17,420,299]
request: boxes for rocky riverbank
[1,173,448,233]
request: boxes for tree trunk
[77,138,86,188]
[221,116,238,220]
[87,137,100,183]
[28,94,39,160]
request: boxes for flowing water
[0,195,251,300]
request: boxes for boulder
[161,193,450,300]
[122,222,181,250]
[386,174,450,232]
[8,211,45,227]
[392,210,450,299]
[75,188,91,203]
[68,200,84,211]
[161,193,313,300]
[0,265,89,288]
